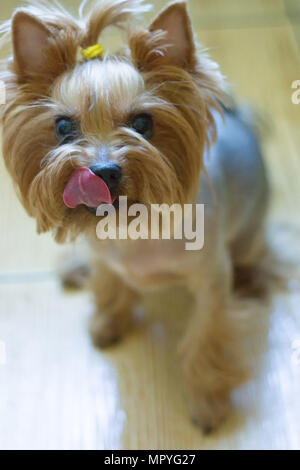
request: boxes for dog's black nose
[89,163,122,194]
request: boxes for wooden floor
[0,0,300,450]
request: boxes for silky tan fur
[0,0,269,432]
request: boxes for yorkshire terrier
[0,0,269,432]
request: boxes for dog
[0,0,269,432]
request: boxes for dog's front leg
[89,260,138,348]
[181,254,249,433]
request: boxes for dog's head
[0,0,224,241]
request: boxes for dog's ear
[12,12,55,77]
[149,1,196,67]
[12,10,78,83]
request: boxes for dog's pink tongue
[63,167,113,209]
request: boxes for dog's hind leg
[59,255,90,290]
[231,211,269,296]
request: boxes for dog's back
[199,106,269,267]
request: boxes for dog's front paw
[188,391,231,434]
[89,311,132,349]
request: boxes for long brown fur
[0,0,266,433]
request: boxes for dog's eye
[55,117,78,143]
[130,113,154,140]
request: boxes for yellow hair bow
[81,44,104,60]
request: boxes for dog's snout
[89,163,122,194]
